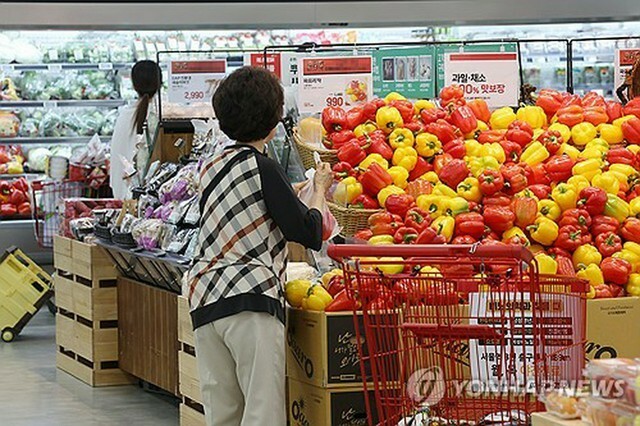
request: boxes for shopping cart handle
[327,244,534,264]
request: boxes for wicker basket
[328,202,381,238]
[293,128,338,170]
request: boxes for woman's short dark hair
[213,66,284,142]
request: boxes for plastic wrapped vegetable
[27,147,52,171]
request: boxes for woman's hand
[313,162,333,192]
[293,180,309,195]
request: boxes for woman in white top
[109,60,161,199]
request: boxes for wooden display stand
[53,235,133,386]
[177,295,206,426]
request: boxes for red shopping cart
[328,244,588,426]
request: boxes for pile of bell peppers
[321,87,640,299]
[0,177,31,218]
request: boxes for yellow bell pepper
[420,265,442,276]
[414,99,435,114]
[464,121,489,139]
[538,199,562,221]
[626,274,640,297]
[387,166,409,189]
[592,172,620,194]
[567,176,591,195]
[457,177,482,202]
[527,216,559,246]
[613,245,640,273]
[597,123,624,144]
[579,147,606,161]
[613,114,636,128]
[515,188,539,201]
[377,257,405,274]
[503,226,530,246]
[630,198,640,218]
[384,92,406,103]
[368,235,395,245]
[577,264,604,286]
[528,244,546,255]
[585,138,609,153]
[489,106,517,130]
[628,144,640,155]
[624,242,640,257]
[517,105,547,129]
[465,139,484,157]
[377,185,405,207]
[359,153,389,170]
[445,197,469,217]
[535,253,558,275]
[572,158,603,181]
[417,194,449,219]
[609,164,639,180]
[603,194,630,223]
[392,146,418,171]
[321,269,343,287]
[533,128,545,142]
[432,183,457,197]
[353,121,377,138]
[551,183,578,212]
[571,122,597,146]
[376,106,404,134]
[420,171,440,185]
[415,133,442,158]
[573,244,602,269]
[549,123,571,144]
[484,142,506,164]
[389,128,415,149]
[332,176,363,205]
[431,215,454,242]
[301,284,333,311]
[466,155,500,178]
[557,143,580,160]
[520,141,550,166]
[586,284,596,299]
[285,279,313,308]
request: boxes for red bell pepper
[596,231,623,257]
[405,180,433,200]
[345,106,365,130]
[511,196,538,228]
[622,117,640,143]
[0,203,16,216]
[362,99,386,122]
[549,247,572,260]
[405,207,431,232]
[538,129,563,155]
[8,189,27,205]
[478,169,504,196]
[561,93,583,107]
[478,130,505,144]
[352,194,378,209]
[368,211,403,236]
[394,226,419,244]
[594,284,614,299]
[364,134,394,160]
[416,226,446,244]
[505,120,534,148]
[326,275,346,297]
[578,187,607,216]
[605,100,624,122]
[601,257,632,286]
[433,153,453,174]
[499,138,522,163]
[337,139,367,166]
[467,99,491,123]
[555,225,590,252]
[544,154,575,183]
[322,106,347,132]
[420,107,447,125]
[427,119,457,143]
[525,163,551,186]
[452,235,477,244]
[385,193,415,218]
[528,184,551,200]
[390,100,415,124]
[584,106,609,126]
[325,289,358,312]
[0,181,11,202]
[442,138,466,159]
[17,202,31,216]
[483,193,512,207]
[536,89,564,116]
[454,212,485,239]
[483,205,515,232]
[326,129,357,149]
[360,163,393,196]
[623,97,640,119]
[332,162,355,180]
[353,229,373,241]
[607,147,636,165]
[582,92,606,108]
[12,178,28,193]
[500,163,528,195]
[556,255,576,277]
[556,105,584,127]
[408,156,433,181]
[440,85,465,108]
[438,158,469,189]
[591,215,620,237]
[621,218,640,243]
[558,208,592,232]
[449,105,477,134]
[404,120,425,136]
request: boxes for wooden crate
[180,398,205,426]
[179,344,202,404]
[54,272,117,322]
[177,295,194,347]
[70,239,118,283]
[53,235,73,273]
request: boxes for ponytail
[130,60,161,134]
[133,93,150,135]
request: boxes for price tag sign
[298,56,373,114]
[168,59,227,104]
[614,49,640,95]
[47,64,63,72]
[245,53,282,79]
[444,52,519,108]
[98,62,114,71]
[43,101,58,109]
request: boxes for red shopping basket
[328,244,588,426]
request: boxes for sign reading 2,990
[168,60,227,104]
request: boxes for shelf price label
[444,52,519,108]
[168,59,227,105]
[47,64,63,72]
[298,56,373,114]
[43,101,57,109]
[98,63,114,71]
[614,49,640,95]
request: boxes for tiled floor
[0,308,179,426]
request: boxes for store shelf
[0,136,107,145]
[1,62,133,72]
[0,99,126,108]
[0,173,44,179]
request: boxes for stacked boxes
[54,235,132,386]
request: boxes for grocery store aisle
[0,308,179,426]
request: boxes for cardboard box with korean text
[586,297,640,360]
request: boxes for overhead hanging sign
[444,52,519,108]
[244,52,301,87]
[614,48,640,95]
[373,46,435,99]
[168,59,227,104]
[245,52,283,79]
[298,55,373,114]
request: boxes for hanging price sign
[245,52,283,79]
[614,49,640,95]
[298,56,373,114]
[444,52,519,108]
[168,59,227,104]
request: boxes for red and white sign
[444,52,519,108]
[298,56,373,114]
[245,53,283,79]
[614,49,640,95]
[168,59,227,104]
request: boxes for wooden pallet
[180,397,205,426]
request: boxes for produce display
[61,198,122,239]
[12,71,120,101]
[0,177,31,218]
[0,144,25,174]
[318,87,640,301]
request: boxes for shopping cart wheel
[1,328,15,342]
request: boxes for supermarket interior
[3,1,640,425]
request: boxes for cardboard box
[286,308,371,388]
[531,412,584,426]
[287,378,377,426]
[586,297,640,360]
